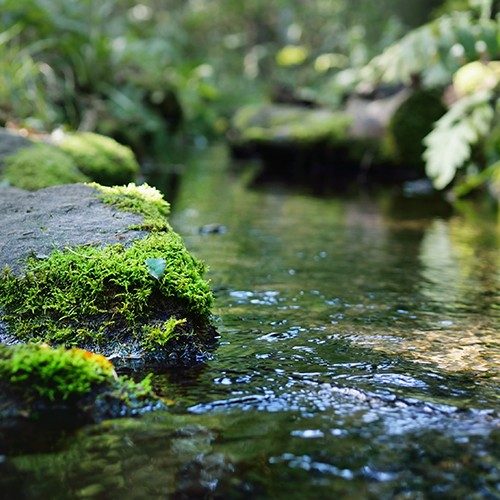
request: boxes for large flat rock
[0,183,146,274]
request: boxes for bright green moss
[0,343,115,401]
[142,318,187,351]
[59,132,139,185]
[0,232,213,344]
[233,104,351,145]
[1,143,89,190]
[91,182,170,231]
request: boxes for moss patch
[59,132,139,185]
[1,143,89,190]
[232,104,351,146]
[0,232,212,345]
[385,90,447,169]
[142,317,187,351]
[0,343,115,401]
[91,182,170,231]
[0,343,158,422]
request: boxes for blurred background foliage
[0,0,442,138]
[0,0,498,199]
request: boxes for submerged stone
[0,183,216,369]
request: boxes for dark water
[1,146,499,498]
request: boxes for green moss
[0,232,213,344]
[385,90,447,169]
[1,143,89,190]
[142,317,187,351]
[91,182,170,231]
[59,132,139,185]
[0,343,115,401]
[233,104,351,146]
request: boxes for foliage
[0,343,115,400]
[354,0,500,199]
[0,0,441,145]
[424,90,497,190]
[91,182,170,231]
[361,8,498,87]
[145,257,167,280]
[386,90,447,169]
[0,23,56,128]
[1,142,88,190]
[58,132,139,185]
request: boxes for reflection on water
[1,145,499,498]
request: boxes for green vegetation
[232,105,351,145]
[0,343,155,409]
[0,1,439,145]
[142,317,187,351]
[1,143,88,190]
[0,231,212,345]
[59,132,139,185]
[358,0,499,199]
[0,343,114,401]
[91,182,170,231]
[385,90,447,169]
[0,0,497,200]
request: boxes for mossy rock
[58,132,140,185]
[0,183,216,368]
[384,90,447,170]
[0,143,89,191]
[0,343,162,424]
[231,104,352,147]
[0,128,33,168]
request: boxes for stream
[1,145,498,498]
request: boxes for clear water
[1,146,499,498]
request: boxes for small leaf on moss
[145,257,166,280]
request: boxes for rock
[0,128,139,190]
[0,184,145,275]
[0,183,216,369]
[228,89,445,189]
[174,453,234,497]
[344,88,410,140]
[0,143,89,192]
[229,104,351,147]
[56,132,140,185]
[0,343,163,432]
[0,129,32,170]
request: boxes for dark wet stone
[174,453,234,498]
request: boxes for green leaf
[145,258,166,280]
[423,90,494,189]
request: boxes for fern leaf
[424,90,494,189]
